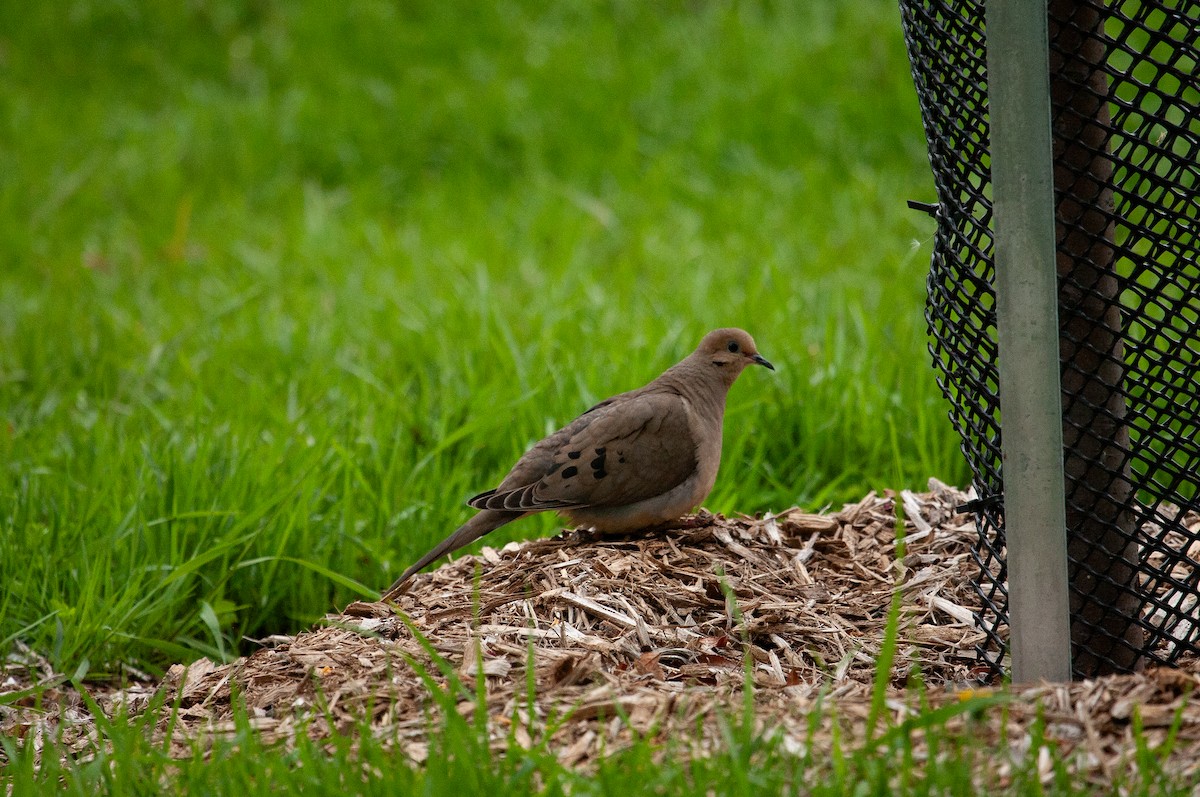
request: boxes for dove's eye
[727,341,740,353]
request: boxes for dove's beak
[751,354,775,371]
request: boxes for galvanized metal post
[985,0,1073,682]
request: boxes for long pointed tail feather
[381,510,521,600]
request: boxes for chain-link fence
[899,0,1200,679]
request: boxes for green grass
[7,3,1199,792]
[1,0,963,677]
[0,4,994,790]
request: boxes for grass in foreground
[6,696,1169,797]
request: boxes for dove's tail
[381,510,522,600]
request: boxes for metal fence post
[985,0,1073,682]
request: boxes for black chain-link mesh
[899,0,1200,679]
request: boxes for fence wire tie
[957,494,1005,515]
[906,199,940,217]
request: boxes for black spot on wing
[561,466,579,479]
[590,450,607,478]
[567,450,581,460]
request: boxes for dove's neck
[651,358,732,422]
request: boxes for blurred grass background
[0,0,964,676]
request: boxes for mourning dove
[382,328,773,598]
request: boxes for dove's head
[695,328,774,384]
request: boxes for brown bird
[382,328,773,599]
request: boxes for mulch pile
[4,480,1200,786]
